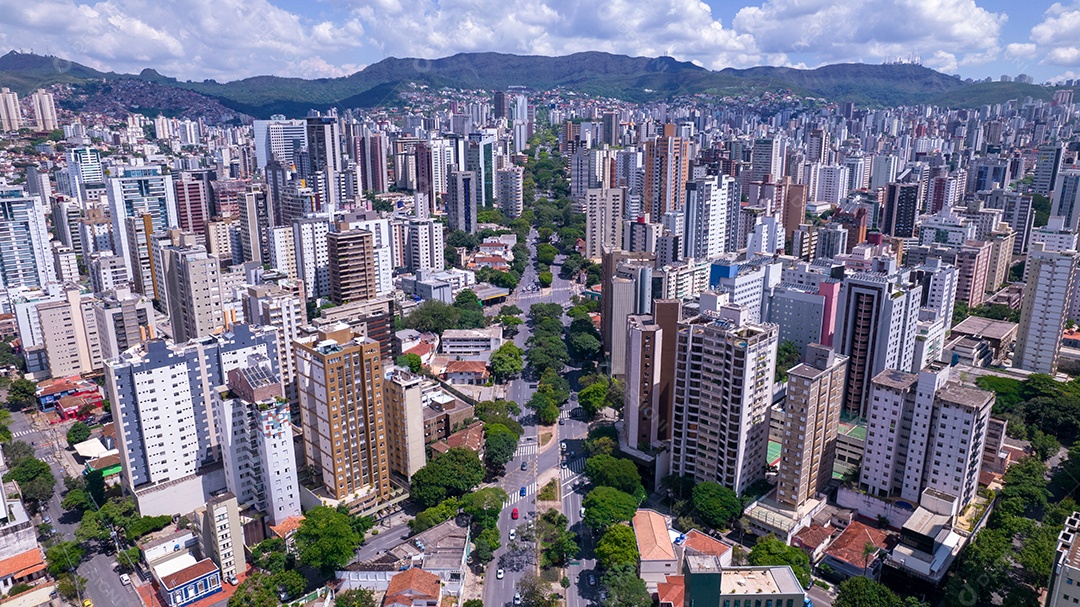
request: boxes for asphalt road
[482,230,597,607]
[8,409,141,606]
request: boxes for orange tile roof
[792,524,833,551]
[269,515,305,540]
[633,510,676,562]
[657,575,685,607]
[444,360,489,375]
[384,568,441,605]
[159,558,219,591]
[0,548,44,579]
[682,529,731,558]
[824,521,890,567]
[404,341,435,358]
[446,421,484,452]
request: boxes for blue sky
[1,0,1078,84]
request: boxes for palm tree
[862,541,879,575]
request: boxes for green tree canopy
[834,577,910,607]
[66,422,91,445]
[585,454,644,501]
[395,353,423,373]
[578,381,608,419]
[489,343,524,382]
[692,482,743,529]
[403,300,461,334]
[600,562,653,607]
[583,486,638,531]
[334,588,378,607]
[484,423,519,470]
[45,541,85,576]
[748,536,810,587]
[410,447,486,508]
[294,506,362,574]
[596,524,640,569]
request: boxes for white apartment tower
[1014,241,1078,374]
[29,89,58,131]
[669,305,778,495]
[406,218,445,272]
[0,187,55,289]
[683,174,733,260]
[585,188,625,260]
[497,165,524,218]
[0,88,20,131]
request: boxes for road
[482,230,598,607]
[7,409,142,606]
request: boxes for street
[482,229,598,607]
[7,409,141,606]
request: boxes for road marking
[559,409,571,420]
[10,430,36,439]
[559,457,586,483]
[514,443,538,457]
[502,482,538,507]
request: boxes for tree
[834,577,908,607]
[61,488,92,512]
[596,524,639,569]
[20,474,56,507]
[66,422,91,445]
[538,271,553,287]
[484,423,519,470]
[578,381,608,419]
[395,353,423,373]
[775,341,801,383]
[463,600,484,607]
[3,457,50,484]
[335,588,378,607]
[489,343,525,382]
[537,401,560,425]
[46,541,85,575]
[583,486,638,530]
[461,487,508,530]
[0,408,10,441]
[585,436,617,457]
[403,299,461,334]
[600,562,652,607]
[500,305,523,317]
[294,506,361,574]
[272,570,306,600]
[7,378,36,407]
[748,536,811,588]
[409,447,486,508]
[536,243,558,265]
[473,527,502,564]
[692,482,742,529]
[585,454,645,501]
[55,574,87,601]
[518,572,559,607]
[1,441,33,466]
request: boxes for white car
[496,568,505,579]
[119,573,131,586]
[580,507,586,517]
[509,529,516,541]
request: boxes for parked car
[496,568,505,579]
[511,508,519,519]
[119,573,131,586]
[509,529,516,541]
[588,574,596,586]
[514,593,522,605]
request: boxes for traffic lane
[354,521,411,562]
[83,553,141,607]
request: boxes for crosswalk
[515,443,538,458]
[560,457,586,483]
[9,430,35,439]
[559,409,572,420]
[503,482,538,507]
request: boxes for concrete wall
[837,486,915,529]
[133,469,227,517]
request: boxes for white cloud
[732,0,1004,68]
[1030,2,1080,66]
[0,0,365,80]
[1046,46,1080,66]
[1005,43,1038,60]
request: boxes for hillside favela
[5,2,1080,607]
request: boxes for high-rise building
[1034,144,1065,196]
[384,370,427,483]
[253,118,307,169]
[175,173,211,235]
[268,226,298,279]
[107,166,178,278]
[213,363,301,526]
[603,254,654,378]
[0,187,55,289]
[64,147,105,205]
[243,283,305,412]
[625,315,662,449]
[750,138,782,185]
[1014,241,1078,374]
[238,185,270,264]
[0,88,20,131]
[1047,513,1080,607]
[492,91,509,120]
[776,345,847,509]
[295,324,391,504]
[37,287,102,378]
[669,305,778,495]
[882,182,919,238]
[446,170,479,234]
[89,253,130,295]
[643,125,690,220]
[683,175,733,261]
[106,324,279,496]
[807,129,829,163]
[1053,169,1080,232]
[328,227,377,305]
[356,131,389,194]
[193,493,246,582]
[497,166,524,218]
[466,135,495,207]
[584,188,625,260]
[861,363,992,509]
[94,287,155,361]
[29,89,57,131]
[293,215,331,299]
[405,218,444,273]
[337,211,393,296]
[124,214,156,298]
[983,189,1034,255]
[834,266,921,416]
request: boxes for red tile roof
[444,360,488,375]
[446,421,485,452]
[404,341,435,358]
[823,521,890,567]
[384,568,441,606]
[657,575,685,607]
[633,510,676,562]
[0,548,44,580]
[792,524,833,552]
[682,529,731,558]
[269,515,305,540]
[159,558,219,591]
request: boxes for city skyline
[1,0,1078,83]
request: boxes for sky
[0,0,1078,84]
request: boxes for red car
[511,508,519,519]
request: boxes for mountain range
[0,50,1070,119]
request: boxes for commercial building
[682,557,807,607]
[446,170,479,234]
[439,327,502,357]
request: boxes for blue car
[520,486,527,497]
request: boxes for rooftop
[0,548,44,580]
[935,382,994,411]
[657,575,685,606]
[824,521,890,566]
[384,567,441,603]
[681,529,731,558]
[633,509,676,562]
[720,566,805,596]
[441,326,501,340]
[872,368,919,391]
[269,515,305,539]
[951,315,1018,340]
[159,557,219,591]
